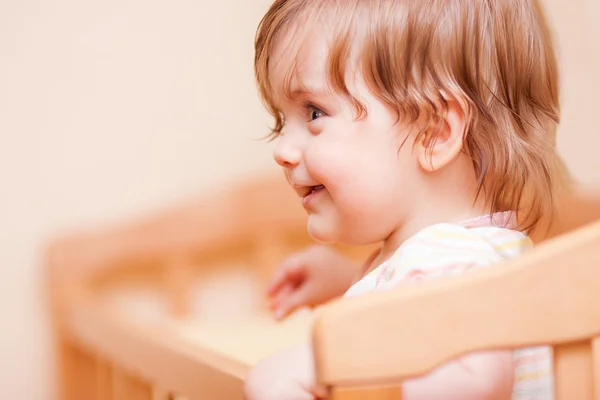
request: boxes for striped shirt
[344,211,553,400]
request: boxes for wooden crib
[45,173,600,400]
[45,173,373,400]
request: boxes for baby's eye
[307,104,326,122]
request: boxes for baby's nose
[273,138,302,168]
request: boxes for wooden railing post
[554,341,593,399]
[592,338,600,400]
[62,344,99,400]
[96,357,113,400]
[112,368,153,400]
[164,253,195,317]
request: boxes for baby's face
[267,33,425,246]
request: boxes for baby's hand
[267,245,361,320]
[244,343,321,400]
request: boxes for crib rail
[45,173,373,400]
[58,293,247,400]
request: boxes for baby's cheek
[307,142,391,209]
[305,145,348,184]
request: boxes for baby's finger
[274,287,308,320]
[269,282,293,310]
[266,267,290,296]
[266,256,304,295]
[311,385,329,399]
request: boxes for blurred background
[0,0,598,398]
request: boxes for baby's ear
[417,98,467,172]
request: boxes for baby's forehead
[268,29,332,100]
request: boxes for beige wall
[0,0,598,399]
[544,0,600,184]
[0,0,275,398]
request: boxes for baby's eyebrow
[288,84,330,100]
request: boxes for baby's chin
[306,214,371,246]
[306,214,339,244]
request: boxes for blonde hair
[254,0,568,232]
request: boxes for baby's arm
[244,344,513,400]
[267,246,376,319]
[244,343,319,400]
[403,350,514,399]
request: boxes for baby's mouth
[304,185,325,198]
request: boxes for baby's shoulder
[400,222,532,258]
[379,222,532,287]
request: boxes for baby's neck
[377,154,488,267]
